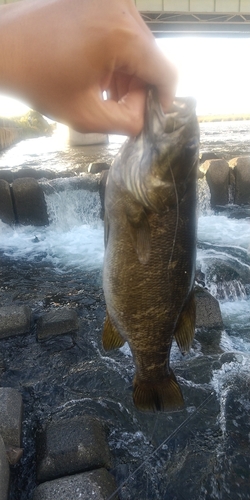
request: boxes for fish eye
[185,138,198,151]
[185,138,199,156]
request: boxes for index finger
[124,36,178,112]
[116,16,178,112]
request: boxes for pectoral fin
[174,291,196,354]
[125,200,151,265]
[102,311,125,351]
[104,213,110,248]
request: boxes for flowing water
[0,121,250,499]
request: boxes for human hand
[0,0,177,135]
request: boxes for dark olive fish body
[102,94,199,412]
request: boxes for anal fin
[133,369,184,412]
[174,291,196,354]
[102,311,125,351]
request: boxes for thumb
[80,86,147,136]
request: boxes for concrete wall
[69,129,108,146]
[0,127,21,151]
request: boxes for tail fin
[133,370,184,412]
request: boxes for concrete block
[0,387,23,447]
[5,445,23,465]
[13,168,56,181]
[88,162,110,174]
[69,129,108,146]
[36,415,112,483]
[12,177,49,226]
[36,308,79,341]
[199,152,220,164]
[0,169,14,183]
[0,305,31,339]
[0,352,5,374]
[195,286,223,330]
[229,156,250,204]
[201,159,229,207]
[33,469,118,500]
[99,170,109,220]
[0,435,10,500]
[0,179,15,224]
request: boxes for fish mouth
[145,91,197,138]
[171,96,197,114]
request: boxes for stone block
[199,152,220,164]
[0,179,15,224]
[0,305,31,339]
[0,388,23,447]
[99,169,109,220]
[69,129,108,146]
[0,169,14,183]
[33,469,118,500]
[13,168,56,180]
[195,286,223,330]
[0,435,10,500]
[5,445,23,465]
[201,159,229,207]
[88,162,110,174]
[36,415,112,483]
[228,156,250,204]
[13,168,41,179]
[12,177,49,225]
[0,352,5,374]
[36,308,79,341]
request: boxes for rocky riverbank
[0,113,55,153]
[0,251,226,500]
[0,253,249,499]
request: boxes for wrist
[0,5,19,90]
[0,1,39,102]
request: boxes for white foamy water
[198,214,250,347]
[198,214,250,250]
[5,194,249,272]
[0,188,104,271]
[0,222,104,270]
[220,300,250,331]
[218,299,250,354]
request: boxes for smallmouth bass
[102,93,199,412]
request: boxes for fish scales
[102,93,199,412]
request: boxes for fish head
[112,92,199,213]
[143,92,200,210]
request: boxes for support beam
[140,11,250,35]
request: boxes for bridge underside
[141,11,250,36]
